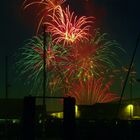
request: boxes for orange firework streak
[23,0,66,34]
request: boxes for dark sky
[1,0,140,98]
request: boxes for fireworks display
[17,0,132,105]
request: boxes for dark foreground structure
[0,97,140,140]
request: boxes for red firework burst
[65,77,120,105]
[45,6,95,45]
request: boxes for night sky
[1,0,140,99]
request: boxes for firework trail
[65,77,120,105]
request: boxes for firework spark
[45,6,94,45]
[66,77,120,105]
